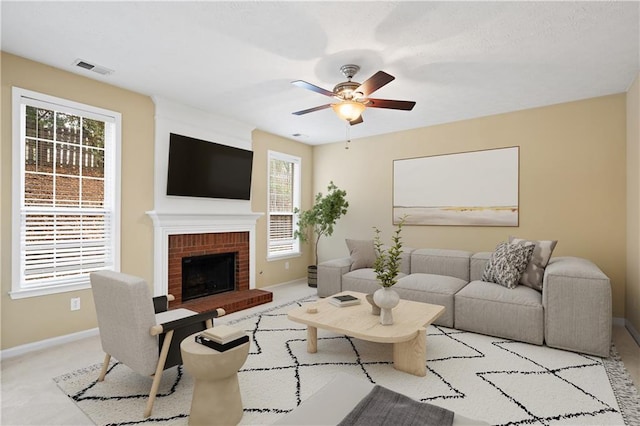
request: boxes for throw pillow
[509,236,558,291]
[482,242,535,289]
[346,239,377,271]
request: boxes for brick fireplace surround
[168,232,272,313]
[146,211,271,315]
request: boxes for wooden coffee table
[287,291,445,376]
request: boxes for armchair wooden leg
[144,330,174,418]
[98,354,111,382]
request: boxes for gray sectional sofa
[317,247,612,357]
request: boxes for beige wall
[314,94,627,318]
[1,53,155,349]
[251,130,314,286]
[627,72,640,338]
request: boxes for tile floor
[1,280,638,425]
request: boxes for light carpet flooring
[2,280,639,425]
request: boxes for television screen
[166,133,253,200]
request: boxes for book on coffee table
[329,294,361,307]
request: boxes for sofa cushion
[470,252,491,281]
[398,247,413,276]
[346,239,377,271]
[379,245,413,275]
[395,273,468,327]
[410,249,472,281]
[455,280,544,345]
[482,242,534,289]
[509,236,558,291]
[342,268,407,295]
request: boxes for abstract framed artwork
[393,146,519,226]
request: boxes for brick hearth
[167,231,272,313]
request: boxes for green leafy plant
[294,181,349,265]
[373,218,405,288]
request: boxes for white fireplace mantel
[146,210,263,296]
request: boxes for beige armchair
[90,270,225,418]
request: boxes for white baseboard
[625,319,640,346]
[614,316,640,346]
[613,316,626,327]
[0,327,99,361]
[263,277,308,288]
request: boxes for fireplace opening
[182,252,236,302]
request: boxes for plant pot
[307,265,318,288]
[373,286,400,325]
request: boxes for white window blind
[12,88,121,298]
[268,151,300,257]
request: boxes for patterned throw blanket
[338,385,455,426]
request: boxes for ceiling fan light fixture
[291,64,415,125]
[332,101,365,122]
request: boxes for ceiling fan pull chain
[345,122,350,150]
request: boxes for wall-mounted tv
[166,133,253,200]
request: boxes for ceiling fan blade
[355,71,395,97]
[349,115,364,126]
[291,80,335,97]
[367,98,416,111]
[292,104,332,115]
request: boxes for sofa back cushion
[398,247,413,275]
[346,240,413,274]
[377,245,413,275]
[470,252,492,281]
[410,249,472,281]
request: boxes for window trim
[10,87,122,299]
[267,150,301,260]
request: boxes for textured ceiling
[2,1,639,145]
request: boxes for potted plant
[372,218,405,325]
[294,182,349,287]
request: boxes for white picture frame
[393,147,519,226]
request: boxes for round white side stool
[180,332,250,426]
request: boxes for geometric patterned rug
[54,295,640,426]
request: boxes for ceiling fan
[291,64,416,125]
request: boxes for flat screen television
[166,133,253,200]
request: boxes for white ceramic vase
[373,286,400,325]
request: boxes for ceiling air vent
[73,59,114,76]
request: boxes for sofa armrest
[542,257,611,357]
[317,257,352,297]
